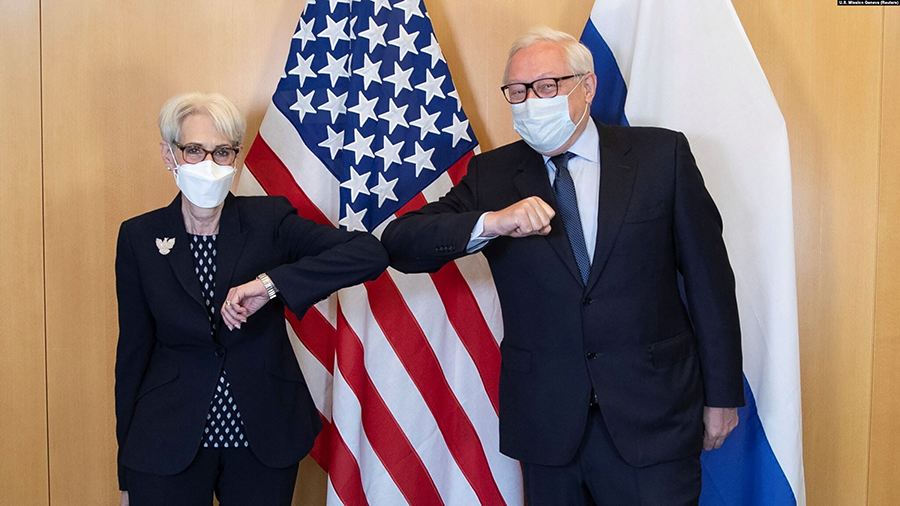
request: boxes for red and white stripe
[238,103,522,506]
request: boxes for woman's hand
[120,491,129,506]
[221,279,271,331]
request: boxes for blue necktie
[551,152,591,285]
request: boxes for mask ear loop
[166,143,179,173]
[570,75,591,129]
[574,98,590,128]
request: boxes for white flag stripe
[286,320,335,422]
[259,102,341,224]
[421,171,454,203]
[339,284,479,505]
[371,213,395,239]
[386,268,522,503]
[324,478,347,506]
[236,164,267,196]
[451,254,505,346]
[315,294,340,329]
[330,363,408,506]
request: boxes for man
[381,27,744,505]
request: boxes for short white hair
[503,26,595,83]
[158,92,246,146]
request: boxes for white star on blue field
[272,0,477,231]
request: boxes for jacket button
[215,347,225,357]
[582,297,592,306]
[586,352,597,360]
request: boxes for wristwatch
[257,273,279,300]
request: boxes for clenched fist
[702,406,739,451]
[483,196,556,238]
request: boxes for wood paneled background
[1,0,896,504]
[0,0,49,504]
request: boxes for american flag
[237,0,523,504]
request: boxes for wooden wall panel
[39,0,309,503]
[731,2,883,504]
[0,0,49,504]
[36,0,899,504]
[428,0,593,152]
[36,1,591,503]
[869,8,900,505]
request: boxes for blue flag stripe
[700,377,797,505]
[579,19,629,127]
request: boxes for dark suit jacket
[115,194,388,489]
[381,122,744,468]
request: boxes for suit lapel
[211,194,247,333]
[163,195,207,311]
[512,146,584,286]
[586,124,636,292]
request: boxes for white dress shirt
[468,120,601,261]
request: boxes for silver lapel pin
[156,237,176,255]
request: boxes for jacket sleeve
[114,223,156,490]
[672,132,745,408]
[266,197,389,315]
[381,155,485,273]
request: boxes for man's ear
[582,72,598,103]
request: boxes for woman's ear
[160,141,176,170]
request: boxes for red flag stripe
[334,305,445,506]
[451,255,505,343]
[309,414,374,506]
[286,307,337,375]
[327,425,372,506]
[447,151,474,186]
[365,274,507,506]
[244,136,333,226]
[309,413,333,470]
[395,192,429,217]
[430,262,501,414]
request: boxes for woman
[115,92,388,505]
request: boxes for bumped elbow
[371,240,390,276]
[380,221,418,267]
[357,233,390,280]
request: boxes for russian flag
[580,1,806,504]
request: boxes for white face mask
[510,78,589,154]
[169,145,236,208]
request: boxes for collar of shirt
[542,119,600,177]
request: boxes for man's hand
[120,491,129,506]
[703,406,739,451]
[482,196,555,238]
[221,279,271,331]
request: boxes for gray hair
[503,26,595,83]
[158,92,246,146]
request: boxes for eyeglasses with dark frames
[500,74,583,104]
[173,142,240,165]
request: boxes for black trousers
[522,406,701,506]
[125,446,299,506]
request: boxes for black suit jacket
[382,122,744,468]
[115,194,388,488]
